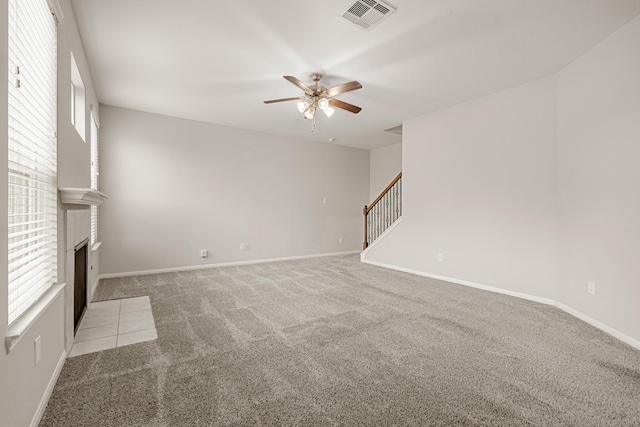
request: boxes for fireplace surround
[59,187,107,353]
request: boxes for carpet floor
[41,255,640,426]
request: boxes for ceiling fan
[264,73,362,131]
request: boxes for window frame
[90,108,100,246]
[70,51,86,142]
[6,0,61,334]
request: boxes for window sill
[91,241,102,251]
[5,283,66,354]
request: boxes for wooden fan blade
[263,96,305,104]
[325,81,362,97]
[329,98,362,114]
[283,76,314,95]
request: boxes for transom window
[90,110,99,245]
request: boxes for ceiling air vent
[340,0,397,31]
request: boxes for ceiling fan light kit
[297,101,309,113]
[304,106,316,120]
[264,73,362,132]
[317,98,330,110]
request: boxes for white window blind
[90,113,99,245]
[8,0,58,324]
[70,82,75,126]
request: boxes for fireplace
[73,240,88,332]
[59,187,108,353]
[62,209,93,352]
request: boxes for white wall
[0,1,99,425]
[58,27,95,189]
[365,76,559,300]
[57,0,101,355]
[365,15,640,346]
[369,142,402,202]
[556,15,640,342]
[99,106,369,275]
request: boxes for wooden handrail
[365,172,402,214]
[363,204,368,250]
[363,171,402,249]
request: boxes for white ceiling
[70,0,640,149]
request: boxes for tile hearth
[69,296,157,357]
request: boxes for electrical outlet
[200,249,208,258]
[240,243,250,251]
[588,281,596,295]
[437,253,443,262]
[338,237,343,244]
[34,336,41,365]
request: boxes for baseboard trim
[30,350,66,427]
[362,258,640,352]
[99,250,362,279]
[554,302,640,351]
[362,258,555,305]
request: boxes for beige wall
[365,14,640,346]
[98,106,370,275]
[556,14,640,342]
[0,1,100,425]
[369,142,402,202]
[364,76,558,300]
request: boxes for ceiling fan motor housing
[263,73,363,120]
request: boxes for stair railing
[363,172,402,249]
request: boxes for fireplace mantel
[59,187,108,208]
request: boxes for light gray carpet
[41,255,640,426]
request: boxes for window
[70,52,85,141]
[90,110,99,245]
[71,82,75,126]
[7,0,59,324]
